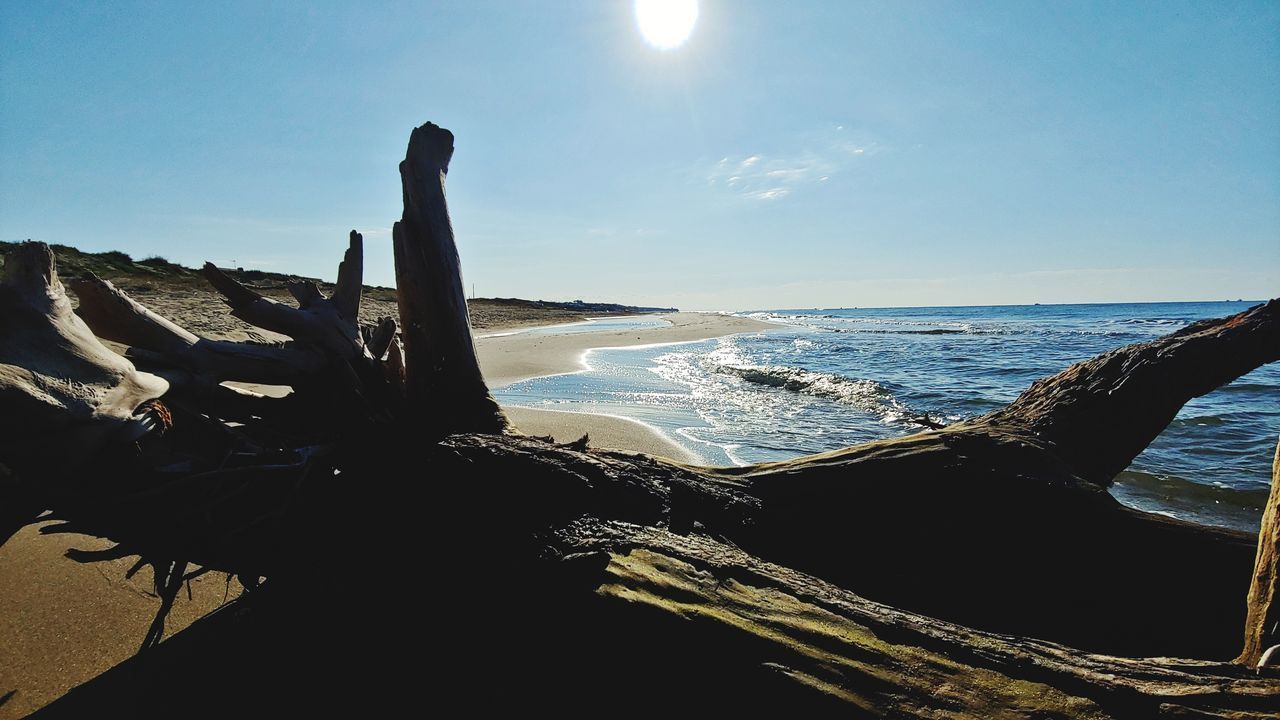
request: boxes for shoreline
[502,407,699,464]
[477,311,774,389]
[478,312,775,461]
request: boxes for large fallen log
[26,438,1280,718]
[2,121,1278,716]
[716,299,1279,660]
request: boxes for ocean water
[494,301,1278,533]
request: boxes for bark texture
[1239,438,1280,667]
[0,243,169,477]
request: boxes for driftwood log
[1,121,1277,717]
[1241,439,1280,669]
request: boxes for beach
[0,310,768,717]
[3,300,1274,716]
[489,302,1277,529]
[477,312,773,387]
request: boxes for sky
[1,1,1277,309]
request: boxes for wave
[740,310,1244,343]
[820,325,1140,338]
[710,364,947,429]
[826,317,972,329]
[1217,382,1278,394]
[826,327,969,335]
[1110,470,1267,533]
[1106,317,1187,326]
[739,313,1143,338]
[1168,414,1226,427]
[1115,470,1270,503]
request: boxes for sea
[493,301,1278,533]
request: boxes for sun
[635,0,699,51]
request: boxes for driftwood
[1240,438,1280,668]
[0,242,169,477]
[72,272,329,387]
[393,123,507,436]
[2,121,1278,716]
[197,230,365,361]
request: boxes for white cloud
[703,127,880,202]
[706,152,829,201]
[746,188,790,201]
[832,140,872,157]
[766,168,808,181]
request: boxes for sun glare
[635,0,699,51]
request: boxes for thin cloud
[707,153,828,201]
[746,188,790,201]
[766,168,808,181]
[704,127,880,202]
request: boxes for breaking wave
[740,312,1144,337]
[711,364,947,429]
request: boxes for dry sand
[0,526,243,717]
[0,310,771,717]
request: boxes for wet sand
[477,312,772,388]
[503,407,699,463]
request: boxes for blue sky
[2,1,1277,309]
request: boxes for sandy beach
[502,407,699,463]
[481,312,772,463]
[477,312,773,388]
[0,310,769,717]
